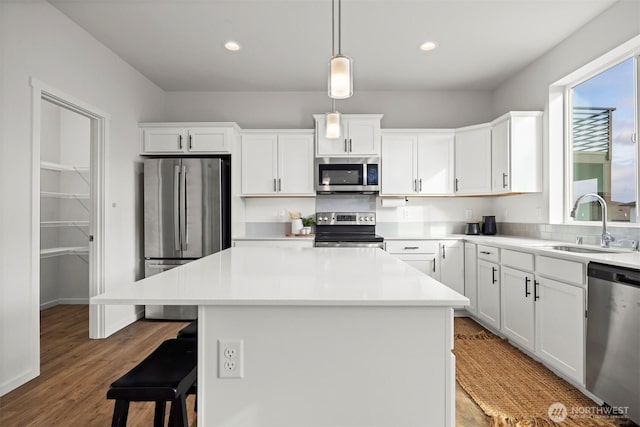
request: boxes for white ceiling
[47,0,617,92]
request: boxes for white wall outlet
[465,209,473,220]
[218,339,244,379]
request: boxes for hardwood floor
[0,305,195,426]
[0,305,490,426]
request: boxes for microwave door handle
[174,165,181,252]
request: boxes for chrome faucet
[570,193,614,248]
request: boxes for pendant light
[328,0,352,99]
[325,99,341,139]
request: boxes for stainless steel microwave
[315,157,380,193]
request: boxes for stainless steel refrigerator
[143,157,230,320]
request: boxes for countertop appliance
[315,157,379,193]
[314,211,384,249]
[144,157,231,320]
[586,262,639,424]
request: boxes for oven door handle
[314,241,384,249]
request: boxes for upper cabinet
[454,124,492,195]
[491,112,543,194]
[241,131,314,196]
[140,122,240,154]
[381,130,454,196]
[314,114,382,157]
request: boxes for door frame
[30,77,109,341]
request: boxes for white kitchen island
[92,247,469,427]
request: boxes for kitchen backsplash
[500,222,640,248]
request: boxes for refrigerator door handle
[174,165,181,251]
[181,165,188,250]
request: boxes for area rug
[453,318,635,427]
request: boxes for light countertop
[91,247,469,307]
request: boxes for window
[568,56,638,224]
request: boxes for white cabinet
[385,240,439,279]
[314,114,382,157]
[454,124,492,195]
[464,242,477,316]
[439,240,463,294]
[501,266,535,351]
[241,131,314,196]
[490,112,543,194]
[381,130,454,195]
[140,123,239,154]
[233,239,314,248]
[477,245,501,330]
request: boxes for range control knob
[323,217,328,222]
[369,216,375,222]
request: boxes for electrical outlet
[218,339,243,379]
[465,209,473,220]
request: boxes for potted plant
[301,216,316,235]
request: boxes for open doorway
[31,79,108,345]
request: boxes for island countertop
[91,247,469,307]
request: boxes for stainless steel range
[314,211,384,249]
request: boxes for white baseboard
[40,298,89,310]
[0,368,39,398]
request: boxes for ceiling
[47,0,618,92]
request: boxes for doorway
[31,78,108,343]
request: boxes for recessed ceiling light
[224,41,241,51]
[419,41,438,51]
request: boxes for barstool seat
[107,339,196,427]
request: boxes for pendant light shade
[325,110,341,139]
[328,0,352,99]
[329,55,352,99]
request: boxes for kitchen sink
[542,245,626,254]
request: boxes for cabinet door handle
[273,178,277,192]
[189,135,193,150]
[433,259,436,273]
[419,178,423,192]
[455,178,459,192]
[492,267,497,284]
[502,173,508,188]
[534,280,540,301]
[525,276,531,297]
[344,139,348,152]
[278,178,281,192]
[349,139,352,152]
[442,245,446,259]
[403,246,419,250]
[178,135,183,150]
[413,179,417,192]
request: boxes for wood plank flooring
[1,305,489,426]
[0,305,194,426]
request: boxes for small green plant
[301,216,316,227]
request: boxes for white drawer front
[536,256,585,285]
[385,240,439,254]
[501,249,534,272]
[477,244,499,263]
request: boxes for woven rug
[453,318,635,427]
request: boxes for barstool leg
[153,400,166,427]
[111,400,130,427]
[168,396,189,427]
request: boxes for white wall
[166,90,493,129]
[490,0,640,223]
[0,1,165,396]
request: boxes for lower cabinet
[385,240,440,280]
[535,277,585,384]
[500,266,535,352]
[439,240,463,294]
[463,243,477,316]
[477,259,501,330]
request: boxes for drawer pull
[480,251,492,255]
[404,246,419,250]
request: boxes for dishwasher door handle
[615,273,640,287]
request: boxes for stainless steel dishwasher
[586,262,640,424]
